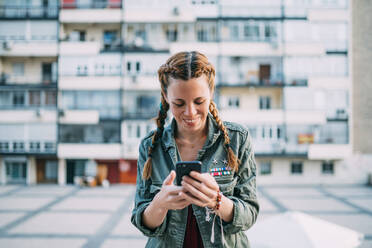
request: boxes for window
[322,161,334,174]
[0,142,9,152]
[136,62,141,73]
[136,125,141,138]
[260,161,272,175]
[127,124,133,138]
[127,62,131,72]
[291,162,303,174]
[0,91,11,107]
[45,91,56,106]
[70,30,86,41]
[196,22,216,42]
[13,142,25,152]
[13,63,24,76]
[29,91,41,106]
[164,24,178,42]
[227,96,240,108]
[103,30,118,49]
[244,23,259,40]
[13,91,25,107]
[259,96,271,109]
[30,142,41,152]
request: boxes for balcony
[0,6,58,19]
[123,109,158,120]
[284,43,325,56]
[123,6,195,23]
[0,109,57,123]
[0,40,58,57]
[220,109,326,125]
[60,0,122,23]
[220,5,282,18]
[0,74,57,87]
[0,140,56,154]
[308,8,348,22]
[308,76,349,90]
[122,141,140,160]
[308,144,351,160]
[58,143,121,159]
[122,74,160,91]
[218,75,284,87]
[59,75,121,90]
[58,110,99,124]
[59,41,101,55]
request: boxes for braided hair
[142,51,239,179]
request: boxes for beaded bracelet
[214,190,222,211]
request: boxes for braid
[209,101,240,172]
[142,96,169,180]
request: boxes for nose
[184,103,197,116]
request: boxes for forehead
[167,75,211,97]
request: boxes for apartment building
[0,0,59,185]
[0,0,359,185]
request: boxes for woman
[131,51,259,247]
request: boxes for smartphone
[175,161,202,186]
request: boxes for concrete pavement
[0,184,371,248]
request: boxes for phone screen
[175,161,202,186]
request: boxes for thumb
[163,170,176,186]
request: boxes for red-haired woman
[131,51,259,248]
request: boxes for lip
[183,118,199,126]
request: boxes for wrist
[151,193,168,212]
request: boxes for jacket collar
[162,113,221,152]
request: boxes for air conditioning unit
[2,41,12,50]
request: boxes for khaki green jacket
[131,114,259,248]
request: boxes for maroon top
[183,205,204,248]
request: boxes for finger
[190,171,218,190]
[163,170,176,186]
[165,185,183,195]
[182,181,211,203]
[183,176,215,198]
[181,190,208,207]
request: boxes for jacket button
[171,229,177,235]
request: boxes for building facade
[0,0,360,185]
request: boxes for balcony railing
[0,6,58,19]
[0,74,57,86]
[61,1,121,9]
[0,140,56,154]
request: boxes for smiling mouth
[184,119,198,124]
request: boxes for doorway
[6,161,27,184]
[259,64,271,85]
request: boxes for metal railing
[0,140,57,154]
[61,1,121,9]
[0,6,58,19]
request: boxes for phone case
[175,161,202,186]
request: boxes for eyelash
[174,101,204,107]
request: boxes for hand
[153,170,191,211]
[181,171,220,209]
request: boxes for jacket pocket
[216,177,237,196]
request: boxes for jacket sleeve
[222,131,260,234]
[130,138,168,237]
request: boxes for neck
[175,123,208,144]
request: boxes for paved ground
[0,184,371,248]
